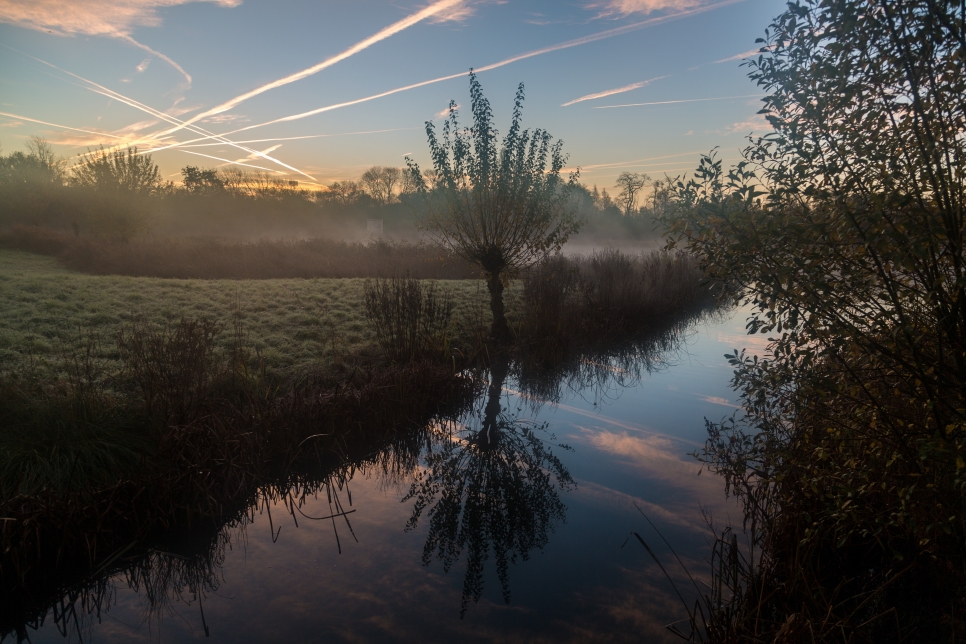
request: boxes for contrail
[174,127,417,148]
[81,85,317,180]
[158,0,746,149]
[181,150,284,173]
[594,94,763,109]
[0,111,130,140]
[576,151,705,170]
[118,34,192,88]
[561,75,669,107]
[5,45,318,179]
[154,0,465,138]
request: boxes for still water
[13,307,765,643]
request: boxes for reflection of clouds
[575,428,724,501]
[713,331,771,353]
[695,394,739,408]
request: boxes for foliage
[662,0,966,638]
[406,72,581,340]
[181,165,225,195]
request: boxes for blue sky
[0,0,785,191]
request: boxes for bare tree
[360,166,402,205]
[326,180,363,206]
[614,172,649,216]
[406,72,581,341]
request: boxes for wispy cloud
[433,104,459,119]
[0,1,240,87]
[135,58,151,73]
[0,120,24,128]
[561,75,668,107]
[593,93,762,109]
[201,113,249,125]
[586,0,718,19]
[162,0,744,150]
[725,113,772,134]
[156,0,469,139]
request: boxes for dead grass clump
[363,275,455,362]
[117,316,220,427]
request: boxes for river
[11,306,765,643]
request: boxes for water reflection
[403,358,574,616]
[3,304,722,641]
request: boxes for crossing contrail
[151,0,466,139]
[151,0,746,152]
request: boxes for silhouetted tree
[614,171,648,216]
[406,72,581,341]
[181,166,225,195]
[360,166,401,205]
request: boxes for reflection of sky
[27,307,761,642]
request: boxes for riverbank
[0,246,711,618]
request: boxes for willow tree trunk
[486,270,511,342]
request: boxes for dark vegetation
[647,0,966,641]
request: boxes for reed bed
[0,225,480,279]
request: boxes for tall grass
[363,275,455,362]
[520,249,708,348]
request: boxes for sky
[0,0,786,192]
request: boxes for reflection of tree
[403,359,574,616]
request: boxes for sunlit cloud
[0,1,240,87]
[433,104,459,119]
[593,93,762,109]
[135,58,151,73]
[725,113,772,134]
[561,75,668,107]
[0,120,24,128]
[156,0,469,139]
[586,0,719,19]
[166,0,744,150]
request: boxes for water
[8,307,766,643]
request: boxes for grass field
[0,250,512,381]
